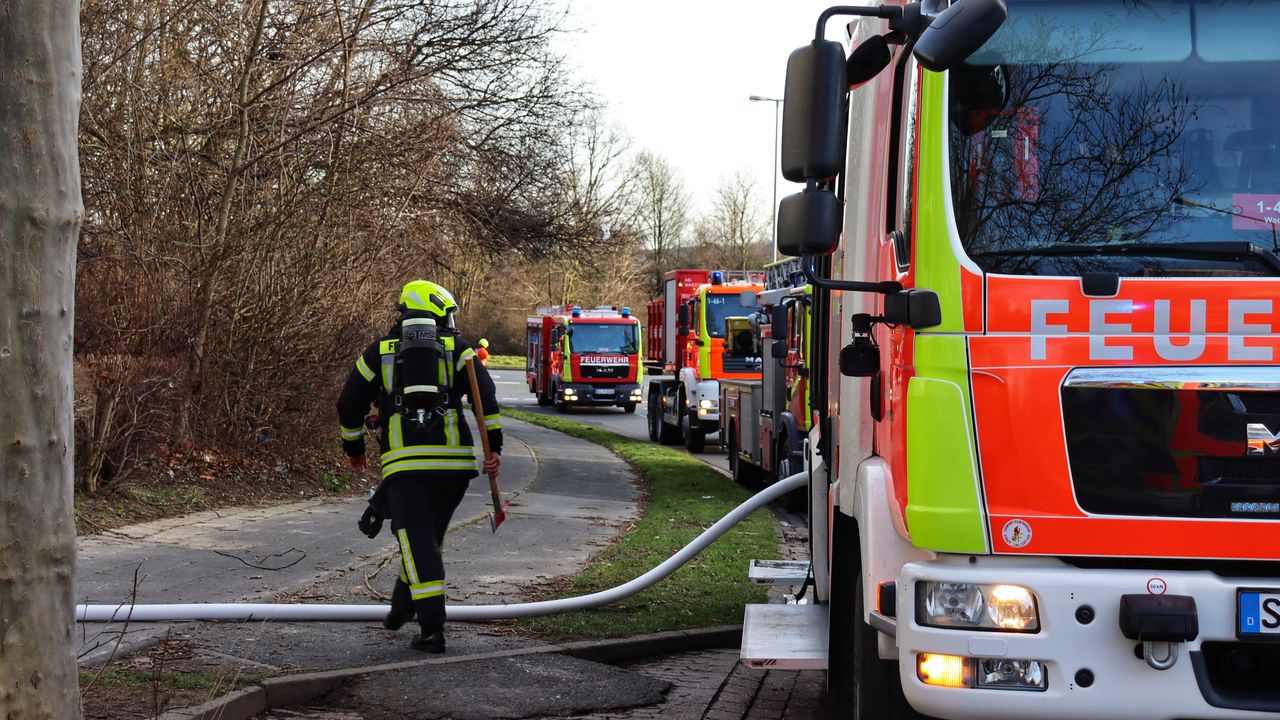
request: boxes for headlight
[917,582,1039,632]
[917,655,1047,691]
[699,399,716,409]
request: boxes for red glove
[348,453,367,473]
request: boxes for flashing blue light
[571,305,582,317]
[621,307,632,317]
[710,271,725,285]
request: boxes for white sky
[552,1,855,217]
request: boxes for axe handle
[463,357,500,503]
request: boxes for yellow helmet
[398,280,457,318]
[479,338,490,348]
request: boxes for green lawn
[504,408,775,640]
[485,354,525,369]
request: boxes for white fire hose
[75,471,807,623]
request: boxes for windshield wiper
[970,241,1280,276]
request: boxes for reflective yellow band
[444,409,458,446]
[483,413,501,430]
[397,528,420,585]
[410,580,445,600]
[380,445,476,465]
[404,384,439,394]
[383,458,478,478]
[443,336,455,351]
[340,425,363,441]
[456,348,477,370]
[355,356,375,382]
[390,414,404,449]
[381,355,395,394]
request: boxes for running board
[748,559,811,585]
[740,604,828,669]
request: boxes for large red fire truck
[525,305,643,412]
[735,1,1280,718]
[644,270,764,452]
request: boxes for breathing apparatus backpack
[391,316,453,433]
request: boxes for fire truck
[525,305,643,412]
[720,259,813,501]
[737,2,1280,719]
[644,270,764,452]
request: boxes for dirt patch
[80,636,265,720]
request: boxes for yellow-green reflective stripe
[410,581,445,600]
[380,446,475,464]
[456,348,477,370]
[444,409,458,446]
[381,355,394,394]
[483,413,501,429]
[355,356,375,382]
[404,384,438,394]
[397,528,420,585]
[390,414,404,449]
[443,336,455,351]
[383,459,477,477]
[340,425,363,441]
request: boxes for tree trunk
[0,1,84,718]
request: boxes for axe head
[488,499,511,533]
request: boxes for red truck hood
[969,275,1280,559]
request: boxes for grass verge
[485,354,525,369]
[504,408,775,640]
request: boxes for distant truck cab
[644,269,765,452]
[525,305,643,413]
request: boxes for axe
[464,356,508,532]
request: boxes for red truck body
[525,305,643,412]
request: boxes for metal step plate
[740,603,829,669]
[748,559,811,585]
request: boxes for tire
[622,403,637,414]
[647,393,662,441]
[536,389,552,407]
[728,425,762,489]
[774,434,807,513]
[684,419,707,453]
[828,513,923,720]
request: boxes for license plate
[595,388,614,395]
[1238,589,1280,637]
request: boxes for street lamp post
[750,95,783,263]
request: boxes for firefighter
[336,280,502,653]
[476,338,491,365]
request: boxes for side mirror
[847,34,892,86]
[883,289,943,329]
[771,341,789,360]
[781,40,848,183]
[778,188,842,257]
[770,304,790,340]
[913,0,1008,72]
[677,304,690,334]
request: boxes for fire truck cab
[526,305,643,413]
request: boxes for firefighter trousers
[386,472,470,633]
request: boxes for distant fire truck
[720,258,812,501]
[644,270,764,452]
[525,305,643,412]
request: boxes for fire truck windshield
[949,0,1280,277]
[568,323,637,354]
[704,293,749,339]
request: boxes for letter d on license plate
[1238,590,1280,637]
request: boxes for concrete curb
[160,625,742,720]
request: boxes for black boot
[410,627,445,654]
[383,582,415,631]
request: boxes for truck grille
[722,356,762,374]
[1062,371,1280,520]
[580,364,628,379]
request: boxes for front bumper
[897,556,1280,719]
[561,383,641,406]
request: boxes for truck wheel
[622,402,637,414]
[774,434,807,512]
[684,422,706,453]
[728,425,761,489]
[537,390,552,407]
[651,392,681,445]
[828,513,923,720]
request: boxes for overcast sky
[551,1,854,217]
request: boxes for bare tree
[629,151,691,292]
[0,0,84,716]
[706,171,768,271]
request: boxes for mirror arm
[801,254,903,295]
[815,4,904,40]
